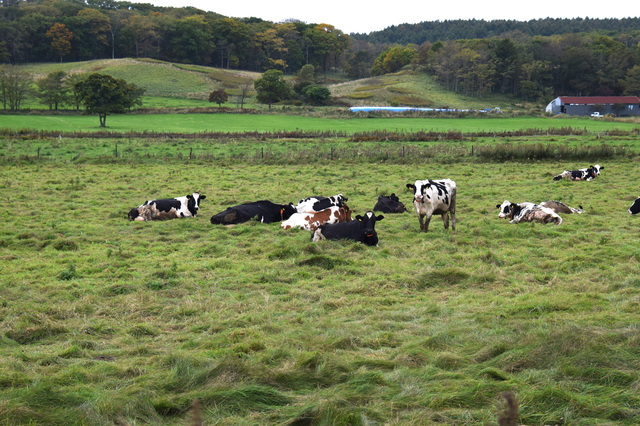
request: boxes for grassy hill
[17,59,528,112]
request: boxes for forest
[1,0,640,101]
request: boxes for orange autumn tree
[46,23,73,62]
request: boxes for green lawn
[2,113,638,134]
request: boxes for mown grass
[1,114,638,135]
[1,144,639,424]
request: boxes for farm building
[545,96,640,116]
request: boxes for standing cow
[628,197,640,215]
[128,192,206,221]
[406,179,457,232]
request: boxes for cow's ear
[187,195,193,200]
[200,195,206,200]
[496,204,501,209]
[355,215,363,221]
[376,215,384,221]
[406,184,415,191]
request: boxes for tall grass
[0,152,639,424]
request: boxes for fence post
[37,147,40,159]
[190,147,193,159]
[331,147,334,160]
[261,147,264,159]
[115,143,118,158]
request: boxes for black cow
[210,200,296,225]
[311,211,384,246]
[629,197,640,215]
[128,192,206,221]
[373,193,407,213]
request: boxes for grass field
[1,137,639,424]
[2,113,639,135]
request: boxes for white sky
[123,0,639,34]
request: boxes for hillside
[19,59,524,111]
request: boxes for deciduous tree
[208,88,228,108]
[74,73,144,127]
[46,22,73,62]
[35,70,70,110]
[254,69,290,110]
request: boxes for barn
[545,96,640,117]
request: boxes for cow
[281,204,352,231]
[210,200,296,225]
[311,211,384,246]
[373,193,407,213]
[295,193,347,213]
[406,179,457,232]
[497,200,584,218]
[628,197,640,215]
[128,192,206,221]
[553,164,603,181]
[501,202,563,225]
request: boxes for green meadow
[2,113,639,134]
[1,133,640,424]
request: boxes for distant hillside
[353,17,640,45]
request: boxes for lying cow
[553,164,603,181]
[281,204,351,231]
[406,179,457,232]
[311,211,384,246]
[373,193,407,213]
[502,202,563,225]
[628,197,640,215]
[296,193,347,213]
[210,200,296,225]
[497,200,584,218]
[128,192,206,221]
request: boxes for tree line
[1,0,640,101]
[0,0,350,74]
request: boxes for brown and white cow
[406,179,456,232]
[281,205,352,231]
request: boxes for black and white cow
[296,194,347,213]
[128,192,206,221]
[497,200,584,218]
[311,211,384,246]
[628,197,640,215]
[210,200,296,225]
[406,179,457,232]
[553,164,603,181]
[373,193,407,213]
[500,202,563,225]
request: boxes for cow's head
[592,164,603,176]
[332,193,348,206]
[186,192,206,215]
[406,181,429,203]
[342,204,352,221]
[127,208,140,221]
[356,211,384,238]
[496,200,512,218]
[629,197,640,215]
[281,203,297,220]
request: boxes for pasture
[1,141,639,424]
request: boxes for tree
[621,65,640,95]
[293,64,315,94]
[302,84,331,105]
[35,71,70,110]
[74,73,144,127]
[0,65,32,111]
[46,23,73,62]
[208,88,228,108]
[253,69,290,110]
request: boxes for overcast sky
[123,0,639,34]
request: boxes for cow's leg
[442,212,449,230]
[450,196,457,231]
[422,214,431,232]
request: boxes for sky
[123,0,639,34]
